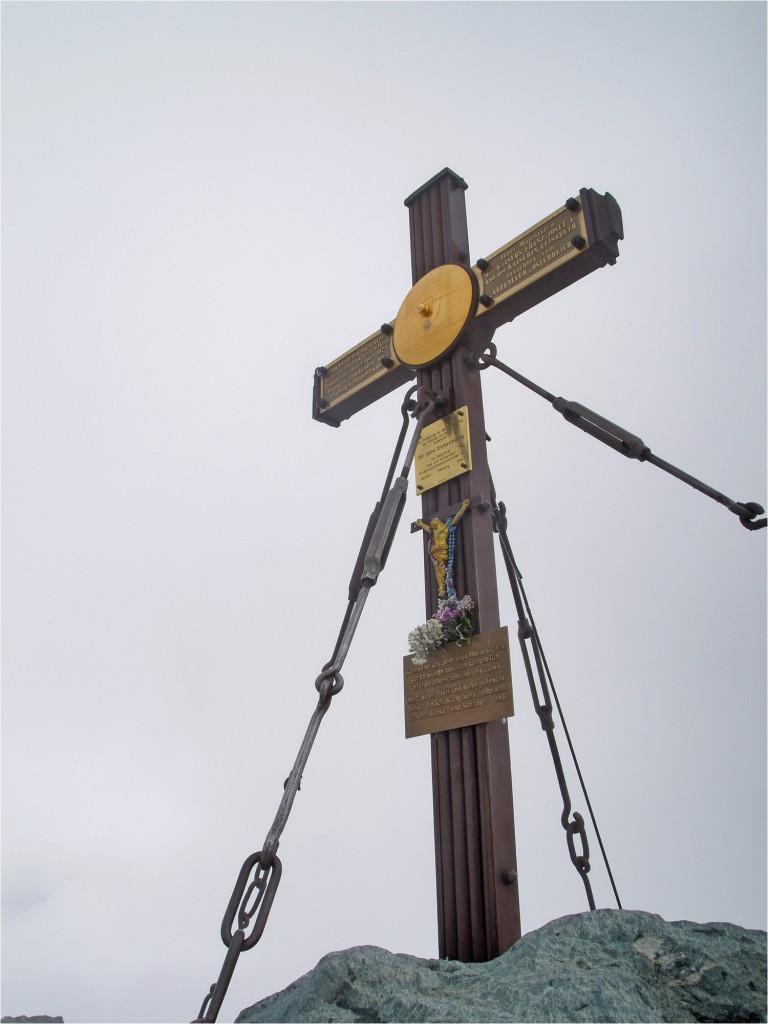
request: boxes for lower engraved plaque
[403,626,513,738]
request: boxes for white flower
[408,618,445,665]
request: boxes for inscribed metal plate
[474,200,589,312]
[393,264,477,369]
[414,406,472,493]
[313,324,414,425]
[403,626,514,738]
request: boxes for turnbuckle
[477,343,766,531]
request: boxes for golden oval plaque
[393,263,477,369]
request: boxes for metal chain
[192,386,438,1024]
[488,472,610,912]
[474,342,766,531]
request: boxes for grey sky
[2,2,766,1022]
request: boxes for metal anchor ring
[470,341,498,370]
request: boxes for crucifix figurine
[417,498,470,598]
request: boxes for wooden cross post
[313,168,623,962]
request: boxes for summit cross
[313,168,623,961]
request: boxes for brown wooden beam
[406,169,521,961]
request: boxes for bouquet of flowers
[408,594,474,665]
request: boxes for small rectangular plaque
[414,406,472,494]
[313,325,414,426]
[403,626,514,738]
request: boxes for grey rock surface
[1,1017,64,1023]
[236,909,766,1023]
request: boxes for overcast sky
[2,2,766,1022]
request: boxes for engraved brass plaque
[314,325,414,426]
[393,264,477,369]
[403,626,514,738]
[322,329,393,404]
[475,201,589,312]
[414,406,472,493]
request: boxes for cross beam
[313,169,623,961]
[313,171,622,427]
